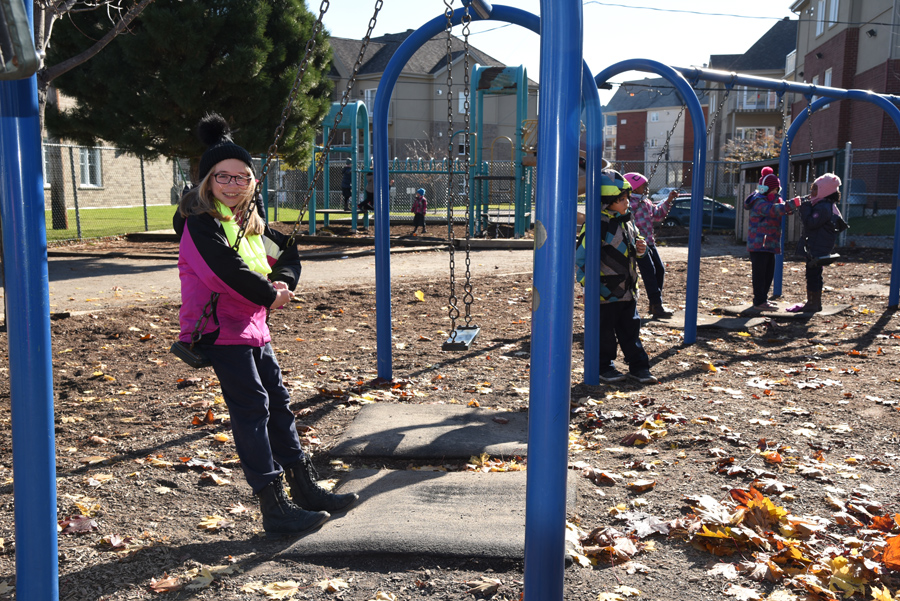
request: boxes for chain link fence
[607,159,739,202]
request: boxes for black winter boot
[286,455,359,512]
[257,478,330,535]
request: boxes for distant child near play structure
[786,173,848,314]
[411,188,427,235]
[340,158,352,211]
[174,113,358,536]
[743,167,796,310]
[624,172,679,318]
[575,169,657,385]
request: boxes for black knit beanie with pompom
[197,113,254,181]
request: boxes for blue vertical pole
[524,1,581,599]
[581,65,603,386]
[0,4,60,598]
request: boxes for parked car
[650,187,681,202]
[662,195,736,231]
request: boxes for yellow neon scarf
[215,201,271,276]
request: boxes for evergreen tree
[45,0,332,171]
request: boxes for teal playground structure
[307,100,370,233]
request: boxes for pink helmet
[624,172,648,191]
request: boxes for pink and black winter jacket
[173,211,302,348]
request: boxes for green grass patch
[847,215,895,236]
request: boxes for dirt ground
[2,227,900,600]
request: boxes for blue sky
[322,1,798,105]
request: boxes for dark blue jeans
[636,245,665,306]
[202,343,305,494]
[749,251,776,306]
[599,300,650,373]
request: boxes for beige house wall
[331,58,538,162]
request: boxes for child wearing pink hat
[743,167,796,310]
[786,173,847,313]
[623,172,679,318]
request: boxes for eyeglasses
[213,173,253,187]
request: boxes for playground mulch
[2,240,900,600]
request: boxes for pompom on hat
[812,173,841,201]
[197,113,254,181]
[759,166,774,180]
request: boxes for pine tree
[45,0,332,172]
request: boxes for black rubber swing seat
[442,326,481,351]
[810,253,840,267]
[170,341,212,369]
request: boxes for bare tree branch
[38,0,155,87]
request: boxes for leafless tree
[34,0,154,228]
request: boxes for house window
[41,141,50,189]
[811,74,821,103]
[650,112,659,122]
[458,91,469,114]
[820,68,832,109]
[620,118,627,125]
[736,127,775,141]
[619,144,626,150]
[649,139,658,148]
[79,148,102,187]
[815,0,826,36]
[828,0,838,27]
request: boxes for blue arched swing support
[371,2,588,598]
[593,60,710,356]
[671,66,900,308]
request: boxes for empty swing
[442,1,480,352]
[170,0,384,367]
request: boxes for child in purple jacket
[743,168,797,309]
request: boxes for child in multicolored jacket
[576,169,656,385]
[743,167,796,309]
[624,172,679,318]
[410,188,427,235]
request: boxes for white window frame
[649,138,658,148]
[649,112,659,122]
[820,68,832,109]
[735,126,776,141]
[619,118,627,125]
[815,0,826,36]
[41,141,50,189]
[458,91,468,114]
[828,0,839,28]
[79,147,102,188]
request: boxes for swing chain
[647,103,684,183]
[461,7,475,327]
[778,93,795,198]
[682,84,731,189]
[444,0,460,335]
[285,0,383,246]
[806,95,815,175]
[706,83,732,137]
[258,0,330,188]
[190,293,219,348]
[228,0,331,256]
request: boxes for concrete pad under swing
[716,302,850,318]
[282,468,577,559]
[644,310,767,330]
[330,404,527,459]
